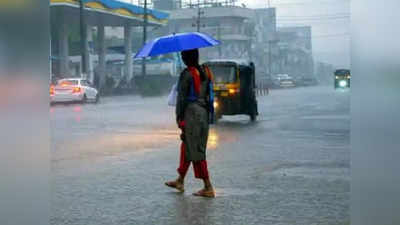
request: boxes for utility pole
[80,0,88,76]
[195,0,204,32]
[196,0,201,32]
[142,0,148,76]
[248,21,253,61]
[267,0,272,76]
[217,23,222,57]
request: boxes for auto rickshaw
[204,59,258,122]
[334,69,351,89]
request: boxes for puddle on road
[52,128,180,163]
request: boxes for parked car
[50,78,99,104]
[272,74,296,88]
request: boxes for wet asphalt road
[51,86,350,225]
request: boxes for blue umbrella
[134,32,221,58]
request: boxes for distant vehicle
[50,78,99,104]
[293,75,304,86]
[334,69,350,89]
[272,74,296,88]
[204,59,258,122]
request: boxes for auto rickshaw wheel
[249,101,258,122]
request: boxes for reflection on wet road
[51,86,350,225]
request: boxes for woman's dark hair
[181,49,206,81]
[181,49,199,66]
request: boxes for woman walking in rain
[165,49,215,198]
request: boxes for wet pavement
[51,86,350,225]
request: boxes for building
[277,26,312,52]
[166,6,255,61]
[152,1,277,75]
[275,26,314,78]
[253,8,277,75]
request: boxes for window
[209,65,236,83]
[57,80,78,86]
[80,80,91,87]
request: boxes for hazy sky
[125,0,350,67]
[238,0,350,67]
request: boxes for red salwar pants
[177,142,209,179]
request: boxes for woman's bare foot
[165,179,184,192]
[193,187,215,198]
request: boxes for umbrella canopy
[134,32,221,58]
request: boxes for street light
[142,0,148,77]
[267,0,272,76]
[80,0,88,76]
